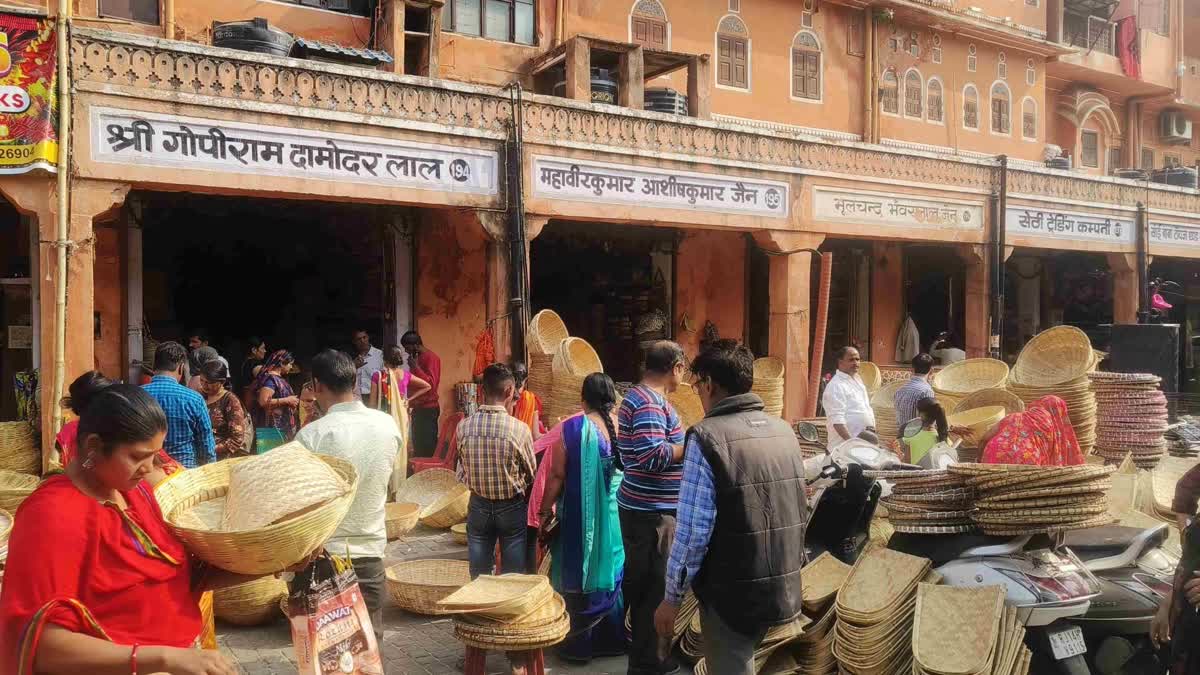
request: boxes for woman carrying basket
[538,373,626,664]
[0,383,248,674]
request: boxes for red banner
[0,13,56,174]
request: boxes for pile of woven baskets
[1008,326,1099,457]
[872,469,977,534]
[870,380,906,446]
[931,359,1010,412]
[1089,372,1169,469]
[858,361,882,394]
[526,310,569,427]
[214,576,288,626]
[386,559,472,614]
[668,383,706,429]
[794,552,852,674]
[441,574,569,651]
[154,444,358,575]
[953,463,1116,535]
[0,421,38,475]
[753,357,786,418]
[394,468,469,530]
[526,310,606,428]
[0,469,40,515]
[912,584,1030,675]
[833,548,937,674]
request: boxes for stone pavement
[217,524,688,675]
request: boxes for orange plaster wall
[415,209,487,417]
[93,225,123,380]
[673,229,746,359]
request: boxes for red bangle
[130,643,139,675]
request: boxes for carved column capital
[751,230,825,254]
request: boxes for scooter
[796,422,901,565]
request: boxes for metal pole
[507,85,528,359]
[994,155,1008,358]
[50,0,72,471]
[1136,201,1149,323]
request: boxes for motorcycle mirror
[901,418,925,439]
[796,422,819,443]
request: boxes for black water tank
[1114,168,1149,181]
[1152,166,1198,189]
[1046,156,1072,170]
[553,68,619,105]
[212,18,295,57]
[644,88,688,115]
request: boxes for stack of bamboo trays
[870,380,906,446]
[526,310,569,428]
[912,584,1030,675]
[753,357,786,418]
[1007,326,1098,456]
[953,463,1116,535]
[931,359,1010,414]
[441,574,569,650]
[1089,372,1169,469]
[545,337,604,426]
[832,548,936,674]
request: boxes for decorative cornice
[69,28,1200,221]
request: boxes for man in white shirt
[822,346,877,451]
[294,348,402,639]
[352,328,385,399]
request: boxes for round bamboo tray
[947,406,1006,441]
[419,483,470,529]
[669,383,706,429]
[552,337,604,376]
[1010,326,1094,387]
[387,559,472,614]
[0,470,40,515]
[859,362,882,393]
[157,455,358,576]
[451,522,468,545]
[527,310,569,355]
[753,357,785,381]
[386,502,421,540]
[931,358,1009,397]
[214,575,287,626]
[0,422,38,475]
[953,388,1025,416]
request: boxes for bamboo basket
[946,406,1006,441]
[526,310,569,355]
[394,468,461,509]
[157,455,358,575]
[387,559,472,614]
[386,502,421,540]
[668,383,706,429]
[751,357,785,418]
[552,337,604,376]
[931,358,1010,398]
[1010,326,1095,387]
[953,388,1026,416]
[214,575,287,626]
[859,361,882,393]
[0,470,40,515]
[451,521,468,545]
[753,357,785,381]
[419,483,470,529]
[0,422,38,475]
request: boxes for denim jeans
[466,493,527,577]
[620,507,677,674]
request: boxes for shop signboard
[0,13,58,174]
[1149,221,1200,249]
[812,187,983,230]
[92,107,499,195]
[1005,206,1134,246]
[531,155,789,218]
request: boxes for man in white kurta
[822,346,877,451]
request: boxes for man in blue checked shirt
[653,340,808,675]
[142,341,215,468]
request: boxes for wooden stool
[463,646,545,675]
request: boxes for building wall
[674,229,747,359]
[93,225,123,380]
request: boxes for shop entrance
[1003,251,1112,359]
[0,199,34,421]
[1148,257,1199,391]
[904,245,967,358]
[136,192,408,379]
[530,221,676,384]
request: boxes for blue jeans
[466,494,527,577]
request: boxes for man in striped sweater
[618,341,687,675]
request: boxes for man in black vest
[653,339,808,675]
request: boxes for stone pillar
[869,241,904,364]
[476,211,547,365]
[688,55,712,120]
[753,231,824,421]
[958,244,990,359]
[1108,253,1139,325]
[379,0,404,74]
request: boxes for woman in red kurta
[0,383,236,675]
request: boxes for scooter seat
[1064,524,1168,571]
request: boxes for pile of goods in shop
[752,357,786,419]
[1090,372,1169,468]
[1166,419,1200,458]
[912,584,1030,675]
[956,463,1115,535]
[870,469,975,534]
[1005,326,1099,456]
[440,574,569,650]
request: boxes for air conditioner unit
[1160,111,1193,145]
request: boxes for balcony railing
[1063,13,1115,55]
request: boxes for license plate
[1048,625,1087,660]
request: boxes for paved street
[216,525,654,675]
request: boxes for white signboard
[1150,221,1200,249]
[1005,207,1135,245]
[532,155,789,218]
[812,187,983,230]
[91,107,499,195]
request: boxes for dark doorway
[904,245,967,353]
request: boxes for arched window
[791,31,822,101]
[927,78,944,123]
[1021,97,1037,140]
[880,69,899,114]
[904,69,923,117]
[990,81,1011,134]
[630,0,669,49]
[716,15,750,89]
[963,84,979,130]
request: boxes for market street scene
[2,0,1200,673]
